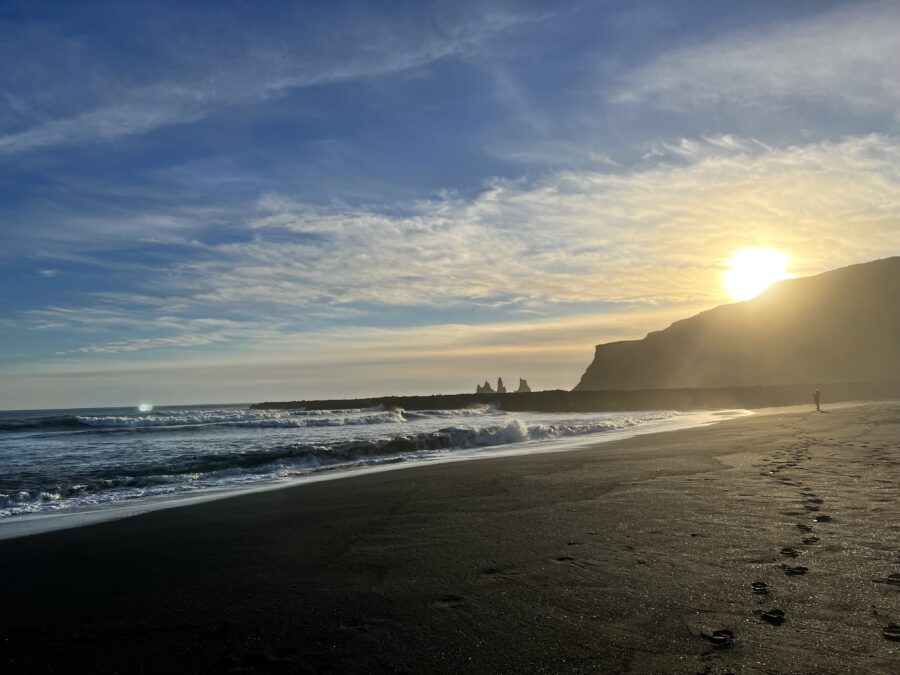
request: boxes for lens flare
[723,248,789,301]
[137,403,153,413]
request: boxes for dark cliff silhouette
[575,257,900,391]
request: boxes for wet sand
[1,402,899,673]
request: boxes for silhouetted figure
[813,388,821,412]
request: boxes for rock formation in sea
[574,257,900,390]
[496,377,507,394]
[516,379,531,393]
[476,381,494,394]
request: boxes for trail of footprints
[704,431,900,655]
[439,416,900,663]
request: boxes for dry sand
[1,402,898,673]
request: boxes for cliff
[574,257,900,390]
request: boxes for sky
[2,0,899,410]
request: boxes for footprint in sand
[801,536,820,545]
[700,628,734,648]
[883,624,900,642]
[433,594,467,608]
[556,554,577,562]
[874,573,900,587]
[782,564,809,576]
[755,608,786,626]
[780,547,800,558]
[751,581,770,595]
[813,515,833,523]
[481,565,523,579]
[796,523,814,532]
[216,647,301,669]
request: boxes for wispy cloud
[614,1,900,118]
[152,133,900,313]
[15,130,900,376]
[0,4,545,157]
[26,307,286,355]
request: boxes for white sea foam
[0,406,752,536]
[73,408,407,429]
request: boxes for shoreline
[1,402,898,672]
[0,408,750,541]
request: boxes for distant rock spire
[516,378,531,393]
[476,380,494,394]
[496,377,507,394]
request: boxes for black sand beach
[2,403,899,673]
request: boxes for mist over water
[0,403,748,530]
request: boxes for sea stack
[516,378,531,393]
[496,377,507,394]
[476,380,494,394]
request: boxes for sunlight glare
[723,248,789,301]
[138,402,154,413]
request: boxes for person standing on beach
[813,388,821,411]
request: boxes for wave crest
[0,413,677,518]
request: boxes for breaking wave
[75,410,409,429]
[0,406,502,434]
[0,413,674,517]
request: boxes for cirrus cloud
[157,133,900,312]
[614,0,900,119]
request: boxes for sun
[137,402,154,413]
[722,248,790,301]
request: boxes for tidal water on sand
[0,404,750,536]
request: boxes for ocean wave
[0,413,676,518]
[0,408,411,432]
[401,406,496,420]
[0,407,506,433]
[0,415,91,433]
[75,410,296,428]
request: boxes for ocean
[0,403,750,538]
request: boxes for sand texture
[1,403,899,673]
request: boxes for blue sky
[2,0,899,409]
